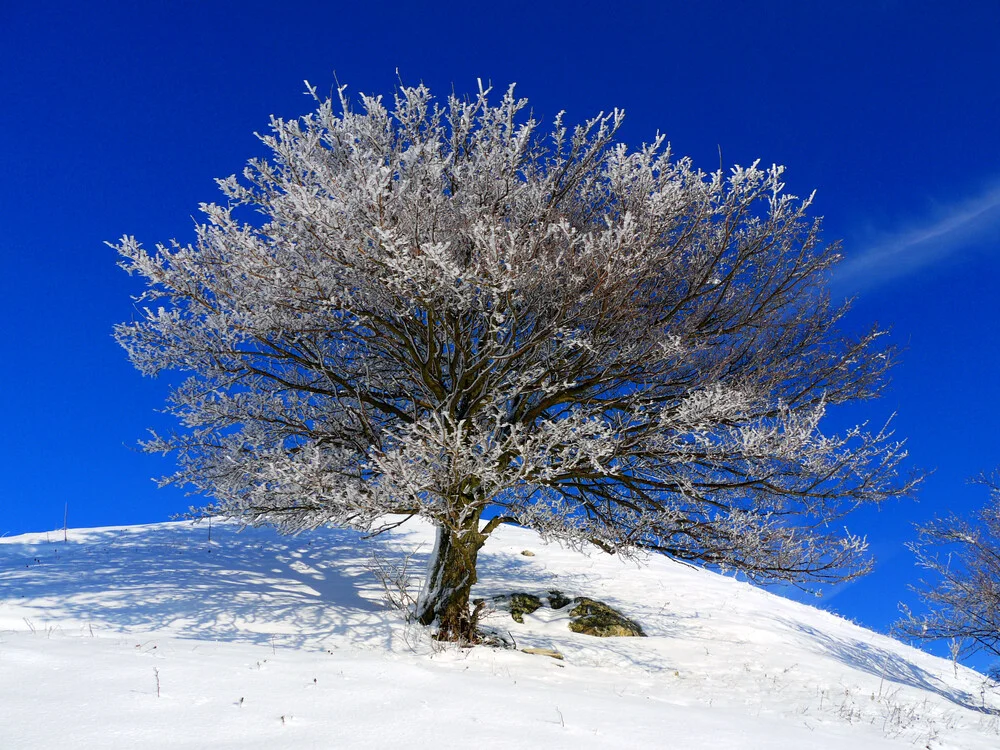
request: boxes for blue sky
[2,1,997,664]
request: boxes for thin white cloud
[832,183,1000,293]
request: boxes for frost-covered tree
[115,81,917,641]
[898,476,1000,660]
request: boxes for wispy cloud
[832,183,1000,293]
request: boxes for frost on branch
[115,80,918,639]
[897,475,1000,660]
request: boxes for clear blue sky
[2,1,997,664]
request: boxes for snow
[1,519,997,748]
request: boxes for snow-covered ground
[1,519,997,749]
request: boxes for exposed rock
[488,589,644,636]
[488,592,543,623]
[546,589,572,609]
[568,597,645,637]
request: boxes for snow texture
[1,519,997,749]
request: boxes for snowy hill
[1,520,997,749]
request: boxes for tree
[115,81,917,641]
[898,476,1000,661]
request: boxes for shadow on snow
[0,521,554,652]
[778,617,998,715]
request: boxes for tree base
[415,522,486,643]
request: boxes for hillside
[1,519,997,749]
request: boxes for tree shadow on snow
[777,617,999,715]
[0,522,563,652]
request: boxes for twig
[877,651,890,698]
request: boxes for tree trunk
[415,518,485,642]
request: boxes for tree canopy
[115,81,917,639]
[898,476,1000,661]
